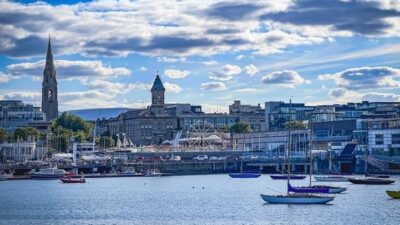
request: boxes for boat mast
[287,98,292,196]
[329,125,334,173]
[309,119,313,187]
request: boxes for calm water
[1,175,400,225]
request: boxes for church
[41,37,58,121]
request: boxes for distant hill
[67,108,132,121]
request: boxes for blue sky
[0,0,400,112]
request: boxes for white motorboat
[30,168,67,179]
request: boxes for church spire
[42,36,58,121]
[44,36,56,81]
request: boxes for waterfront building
[229,100,266,132]
[231,129,309,157]
[0,100,47,132]
[0,141,47,162]
[41,37,58,121]
[265,101,314,131]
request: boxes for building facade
[0,100,47,132]
[229,100,266,132]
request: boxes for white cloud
[140,66,147,71]
[209,64,242,81]
[0,72,13,83]
[224,64,242,76]
[202,60,218,66]
[244,64,258,76]
[234,88,258,93]
[235,54,245,60]
[157,57,187,63]
[201,82,227,91]
[164,69,191,79]
[0,0,398,59]
[164,82,183,93]
[261,70,306,88]
[319,66,400,90]
[7,60,131,80]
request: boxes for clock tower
[150,72,165,115]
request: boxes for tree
[230,122,252,134]
[0,128,8,143]
[284,120,306,130]
[52,112,93,135]
[97,136,114,148]
[13,127,42,141]
[50,112,94,152]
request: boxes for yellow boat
[386,190,400,199]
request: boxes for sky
[0,0,400,113]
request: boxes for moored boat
[260,99,335,205]
[60,175,86,183]
[229,172,261,178]
[30,168,67,179]
[311,185,347,194]
[260,193,335,204]
[288,183,330,193]
[348,177,395,185]
[270,174,306,180]
[314,176,350,182]
[386,190,400,199]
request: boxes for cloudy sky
[1,0,400,112]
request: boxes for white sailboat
[260,99,335,204]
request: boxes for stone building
[103,74,179,146]
[41,37,58,121]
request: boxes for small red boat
[60,174,86,183]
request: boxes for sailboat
[386,190,400,199]
[290,129,347,194]
[229,157,261,178]
[314,129,352,182]
[348,149,394,185]
[260,99,335,204]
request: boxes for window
[375,134,384,145]
[392,133,400,145]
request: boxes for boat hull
[288,183,330,193]
[312,185,347,194]
[348,178,395,185]
[229,173,261,178]
[60,178,86,183]
[270,175,306,180]
[260,194,334,204]
[386,191,400,199]
[314,176,350,182]
[31,174,66,180]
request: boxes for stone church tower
[42,37,58,121]
[150,72,165,115]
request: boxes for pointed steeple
[44,36,56,82]
[151,71,165,91]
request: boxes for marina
[1,174,399,225]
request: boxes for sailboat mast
[309,121,313,187]
[287,99,292,196]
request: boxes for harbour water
[1,175,399,225]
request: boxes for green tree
[0,128,8,143]
[52,112,93,134]
[97,136,114,148]
[13,127,42,141]
[51,126,73,152]
[50,112,94,152]
[229,122,252,134]
[284,120,306,130]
